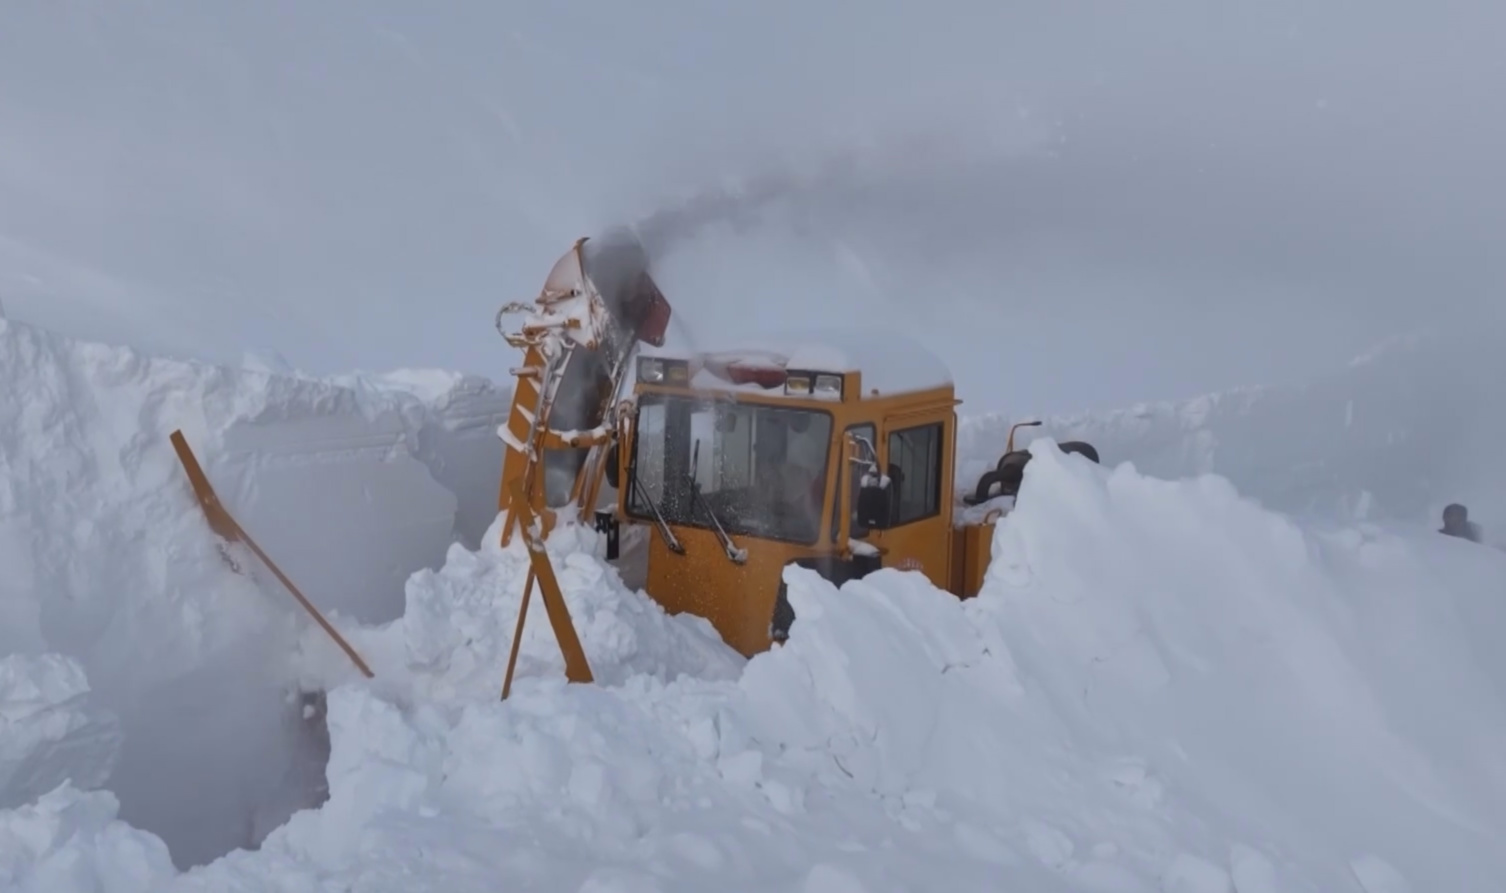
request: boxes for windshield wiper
[629,459,684,555]
[689,440,748,564]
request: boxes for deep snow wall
[0,318,509,867]
[24,438,1502,891]
[0,654,121,811]
[958,326,1506,532]
[6,313,1506,885]
[967,445,1506,888]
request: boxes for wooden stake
[499,567,535,701]
[501,476,594,695]
[169,430,375,679]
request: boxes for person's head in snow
[1440,503,1482,543]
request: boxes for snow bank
[735,445,1506,890]
[0,655,120,811]
[0,784,176,893]
[5,314,1505,888]
[958,325,1506,531]
[319,367,515,550]
[0,318,510,867]
[290,518,746,702]
[968,444,1506,888]
[16,435,1502,890]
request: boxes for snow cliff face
[0,655,120,811]
[0,318,510,867]
[11,440,1506,892]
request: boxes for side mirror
[855,482,891,530]
[604,443,622,491]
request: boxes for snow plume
[0,318,510,868]
[629,141,946,260]
[626,125,1060,263]
[607,122,1062,357]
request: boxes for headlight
[813,374,843,398]
[787,372,842,399]
[638,356,690,385]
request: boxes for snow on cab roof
[643,326,952,398]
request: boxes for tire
[768,553,881,645]
[978,441,1099,505]
[1058,441,1100,463]
[770,579,795,643]
[994,450,1031,496]
[965,469,1004,505]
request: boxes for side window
[887,422,942,525]
[628,400,667,516]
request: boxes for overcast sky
[2,1,1502,413]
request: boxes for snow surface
[0,655,120,811]
[4,319,1506,890]
[9,440,1506,887]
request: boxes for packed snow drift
[3,318,1505,892]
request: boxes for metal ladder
[492,238,638,697]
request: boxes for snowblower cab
[492,239,1101,681]
[599,326,1084,653]
[611,335,974,656]
[603,339,1103,656]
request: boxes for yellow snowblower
[491,235,1100,695]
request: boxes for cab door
[868,408,955,591]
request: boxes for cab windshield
[627,393,833,544]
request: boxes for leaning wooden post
[499,476,594,700]
[169,430,375,679]
[499,567,536,701]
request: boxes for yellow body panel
[950,521,995,598]
[643,526,828,657]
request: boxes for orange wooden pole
[500,567,535,701]
[169,430,376,679]
[505,477,594,687]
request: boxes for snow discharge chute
[492,233,672,695]
[493,231,671,537]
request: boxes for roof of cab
[640,326,952,399]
